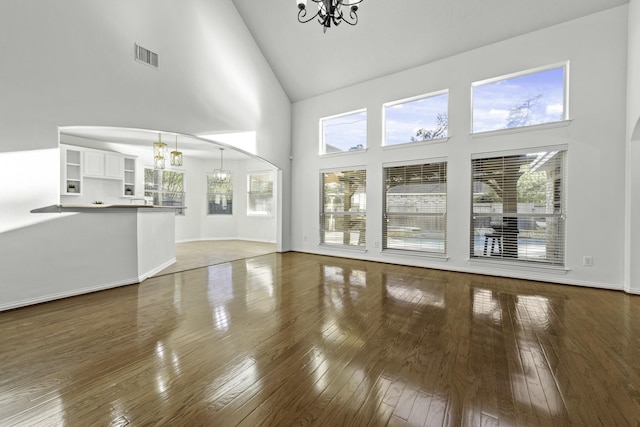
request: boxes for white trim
[318,243,367,253]
[320,147,368,157]
[471,119,572,139]
[382,156,448,168]
[138,257,176,282]
[0,277,140,312]
[470,143,568,160]
[383,137,449,150]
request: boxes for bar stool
[483,233,502,256]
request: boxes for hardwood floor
[1,252,640,426]
[154,240,276,276]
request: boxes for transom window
[472,64,567,134]
[321,169,366,247]
[320,109,367,154]
[470,149,566,266]
[144,168,185,215]
[383,161,447,254]
[384,91,448,146]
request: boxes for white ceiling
[231,0,628,102]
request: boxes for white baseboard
[176,237,276,244]
[0,277,139,312]
[138,257,176,282]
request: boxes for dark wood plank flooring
[1,252,640,426]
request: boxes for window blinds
[383,161,447,254]
[470,150,566,265]
[320,169,367,247]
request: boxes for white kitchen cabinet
[105,153,124,179]
[84,150,123,179]
[123,157,137,196]
[61,145,83,195]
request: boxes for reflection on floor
[154,240,276,276]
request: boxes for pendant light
[153,133,167,169]
[212,148,231,183]
[170,135,183,167]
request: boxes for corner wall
[626,0,640,293]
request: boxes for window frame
[471,62,569,135]
[469,147,567,267]
[320,168,367,249]
[382,159,448,256]
[319,108,368,155]
[383,90,449,147]
[144,167,186,216]
[247,170,274,217]
[206,174,233,215]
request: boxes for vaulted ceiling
[231,0,629,102]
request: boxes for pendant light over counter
[171,135,183,167]
[153,133,167,170]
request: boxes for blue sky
[472,66,565,132]
[321,66,565,150]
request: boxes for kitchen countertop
[31,204,186,213]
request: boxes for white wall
[291,7,629,290]
[626,0,640,293]
[0,0,290,309]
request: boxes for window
[384,91,448,146]
[144,168,185,215]
[320,109,367,154]
[247,171,273,216]
[321,169,366,247]
[383,161,447,254]
[207,175,232,215]
[472,65,567,134]
[470,149,566,266]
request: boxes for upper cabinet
[60,144,139,198]
[84,150,123,179]
[61,145,83,196]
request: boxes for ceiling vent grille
[135,43,158,68]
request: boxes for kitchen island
[0,204,180,311]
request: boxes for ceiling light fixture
[170,135,183,167]
[212,148,231,183]
[297,0,364,33]
[153,134,167,170]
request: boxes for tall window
[472,64,567,134]
[320,109,367,154]
[321,169,366,247]
[384,91,448,146]
[247,171,273,216]
[207,175,233,215]
[144,168,185,215]
[383,161,447,254]
[470,150,566,265]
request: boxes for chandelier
[153,133,167,170]
[170,135,183,167]
[212,148,231,183]
[297,0,364,33]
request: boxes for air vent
[134,43,158,68]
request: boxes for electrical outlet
[374,241,379,248]
[303,235,307,242]
[583,256,593,267]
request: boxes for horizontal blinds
[321,169,367,247]
[383,161,447,254]
[470,150,566,265]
